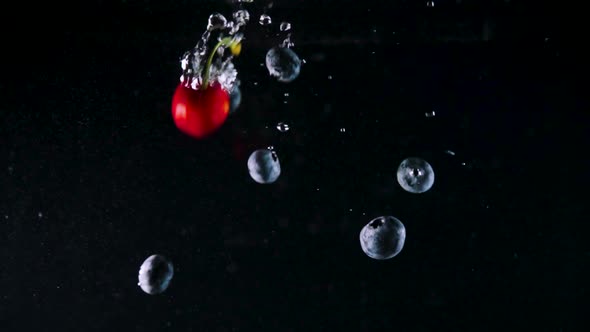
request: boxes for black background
[1,1,586,331]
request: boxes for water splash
[179,10,250,92]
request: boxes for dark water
[1,1,585,331]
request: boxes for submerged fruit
[171,83,230,139]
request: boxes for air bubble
[207,13,227,31]
[425,110,436,117]
[233,10,250,26]
[259,14,272,25]
[276,122,290,132]
[280,22,291,31]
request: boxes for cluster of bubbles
[179,10,250,93]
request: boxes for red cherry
[171,83,230,139]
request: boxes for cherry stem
[202,37,233,90]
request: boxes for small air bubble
[267,146,274,151]
[445,150,456,156]
[425,110,436,117]
[427,1,435,7]
[339,128,346,133]
[38,212,43,218]
[280,22,291,31]
[328,75,333,80]
[284,93,289,97]
[259,14,272,26]
[276,122,290,132]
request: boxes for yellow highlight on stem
[229,42,242,56]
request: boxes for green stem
[202,37,232,90]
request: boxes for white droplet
[427,1,435,7]
[276,122,290,132]
[445,150,456,156]
[425,110,436,117]
[284,93,289,97]
[267,145,274,151]
[38,212,43,218]
[280,22,291,31]
[339,128,346,132]
[328,75,333,80]
[259,14,272,25]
